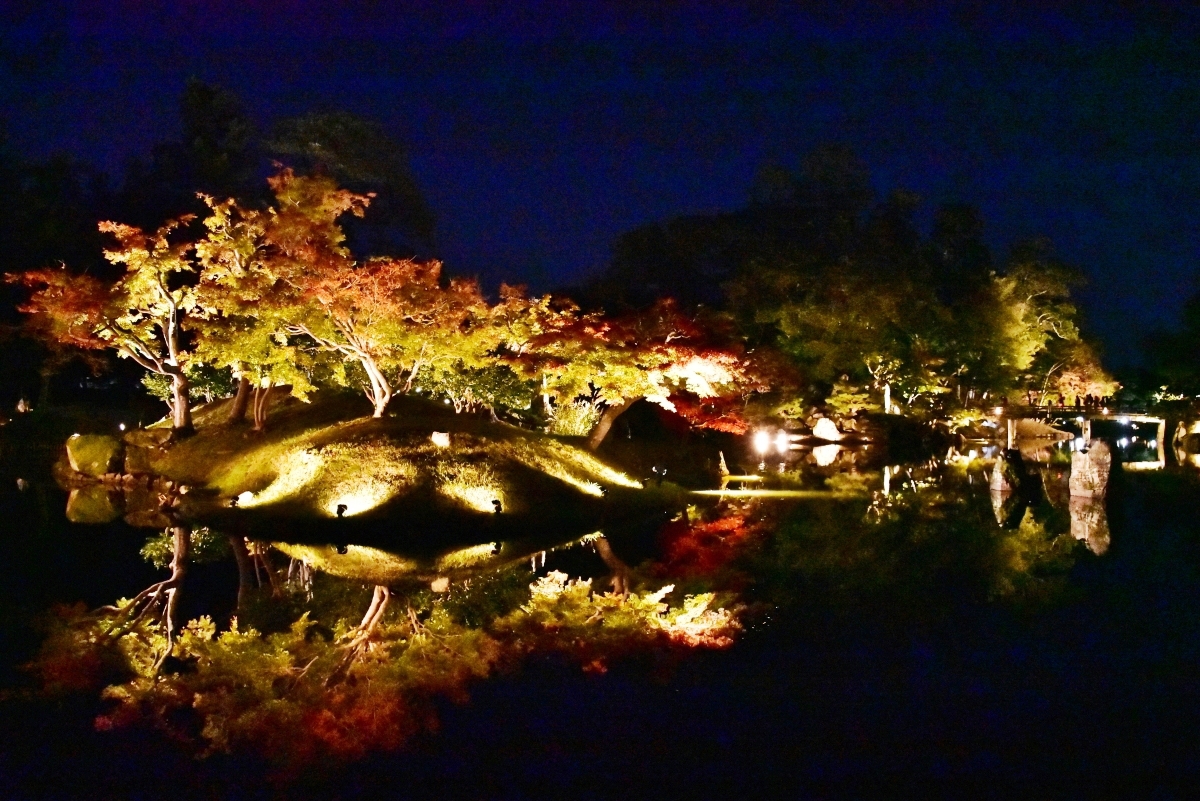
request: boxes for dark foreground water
[2,418,1200,798]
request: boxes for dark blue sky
[3,1,1199,366]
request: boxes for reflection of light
[774,431,790,454]
[812,444,841,466]
[1117,438,1129,447]
[436,542,499,570]
[993,406,1005,416]
[1119,416,1130,425]
[1103,407,1109,414]
[1149,439,1157,449]
[753,430,771,455]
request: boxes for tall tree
[12,217,201,430]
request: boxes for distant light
[415,387,422,393]
[992,406,1004,416]
[1118,416,1130,425]
[431,431,450,448]
[444,398,451,404]
[118,423,126,431]
[1118,438,1129,447]
[1149,439,1157,449]
[1076,416,1085,423]
[1103,408,1110,414]
[752,430,771,455]
[774,431,790,454]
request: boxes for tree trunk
[171,371,193,432]
[162,524,190,648]
[228,534,254,613]
[228,375,251,424]
[362,357,392,418]
[587,397,637,451]
[252,383,274,432]
[37,368,52,407]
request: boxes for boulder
[811,417,843,442]
[66,434,123,477]
[1069,440,1111,498]
[124,445,155,475]
[123,428,174,448]
[65,486,121,524]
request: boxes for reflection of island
[1069,496,1110,555]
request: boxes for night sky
[3,2,1199,366]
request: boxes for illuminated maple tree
[12,217,201,430]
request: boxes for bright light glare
[812,444,840,467]
[118,423,126,431]
[753,430,772,455]
[431,431,450,448]
[1118,438,1129,447]
[1149,439,1157,449]
[324,483,394,517]
[774,431,790,454]
[1119,416,1130,425]
[1075,438,1085,450]
[1076,416,1085,423]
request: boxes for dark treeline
[581,144,1115,418]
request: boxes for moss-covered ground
[138,391,683,580]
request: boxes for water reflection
[41,440,1127,771]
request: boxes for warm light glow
[774,431,790,454]
[1075,438,1085,450]
[992,406,1004,416]
[1118,416,1130,425]
[118,423,126,431]
[236,450,322,508]
[431,431,450,448]
[323,482,394,517]
[753,430,771,455]
[812,443,841,467]
[272,542,418,584]
[436,542,499,570]
[1117,437,1129,447]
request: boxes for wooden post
[1082,418,1092,443]
[1006,418,1015,450]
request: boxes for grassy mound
[142,392,677,565]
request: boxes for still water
[3,420,1200,797]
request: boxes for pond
[3,413,1200,797]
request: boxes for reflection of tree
[31,553,738,770]
[749,478,1082,619]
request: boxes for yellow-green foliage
[41,569,739,769]
[548,398,601,436]
[433,461,505,512]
